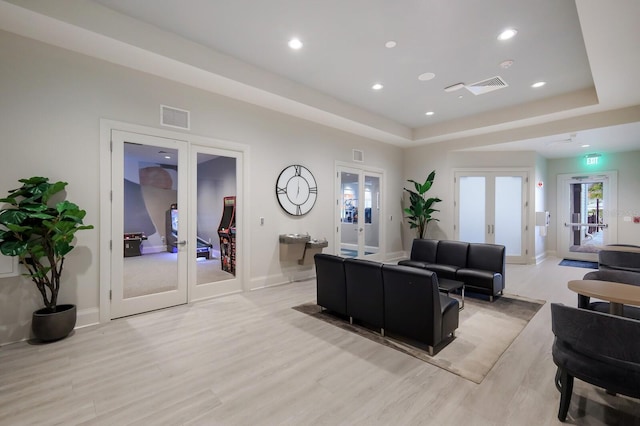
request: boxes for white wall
[0,31,404,344]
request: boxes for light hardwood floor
[1,256,639,425]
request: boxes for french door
[454,170,528,263]
[557,172,617,262]
[336,166,383,260]
[111,130,188,318]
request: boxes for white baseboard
[141,245,166,254]
[535,252,548,264]
[76,307,100,329]
[385,251,407,262]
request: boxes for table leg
[609,302,624,316]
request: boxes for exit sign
[585,153,601,165]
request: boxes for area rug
[559,259,598,269]
[293,294,545,384]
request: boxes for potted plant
[403,170,442,239]
[0,177,93,341]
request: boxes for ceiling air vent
[161,105,190,130]
[353,149,364,163]
[465,76,508,96]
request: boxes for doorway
[557,172,618,261]
[454,170,528,263]
[336,166,383,260]
[106,127,245,320]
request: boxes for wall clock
[276,165,317,216]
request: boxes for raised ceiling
[1,0,639,157]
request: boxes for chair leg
[428,345,434,356]
[557,367,574,422]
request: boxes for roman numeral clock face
[276,165,317,216]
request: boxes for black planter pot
[31,304,77,342]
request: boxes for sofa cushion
[409,239,439,263]
[423,264,459,280]
[466,243,505,275]
[435,240,469,268]
[398,259,434,269]
[599,249,640,273]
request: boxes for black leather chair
[382,264,459,355]
[398,238,439,269]
[344,258,385,333]
[314,253,347,316]
[550,303,640,422]
[427,240,469,280]
[457,243,505,301]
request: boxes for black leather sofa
[399,239,506,301]
[314,253,459,355]
[580,245,640,319]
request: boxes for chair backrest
[410,239,439,263]
[551,303,640,365]
[435,240,469,268]
[599,248,640,273]
[314,253,347,315]
[382,264,442,343]
[466,243,505,275]
[344,258,385,328]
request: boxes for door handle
[177,240,187,246]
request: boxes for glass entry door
[455,171,527,263]
[111,130,188,319]
[337,167,383,259]
[557,172,617,262]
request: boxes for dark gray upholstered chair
[382,264,459,355]
[551,303,640,422]
[314,253,347,316]
[344,258,385,333]
[580,246,640,319]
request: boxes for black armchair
[314,253,347,316]
[382,264,459,355]
[550,303,640,422]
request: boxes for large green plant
[0,177,93,311]
[403,170,442,239]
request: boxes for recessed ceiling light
[418,72,436,81]
[164,155,171,159]
[372,83,384,90]
[581,144,591,148]
[288,38,303,50]
[499,59,514,69]
[425,111,435,116]
[458,95,464,99]
[531,81,546,88]
[497,28,518,41]
[385,41,397,48]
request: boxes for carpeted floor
[559,259,598,269]
[293,293,545,384]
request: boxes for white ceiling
[2,0,639,158]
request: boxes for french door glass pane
[123,142,178,298]
[495,176,522,256]
[364,174,380,255]
[569,181,605,253]
[459,176,486,243]
[196,153,237,284]
[340,171,359,257]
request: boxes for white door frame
[556,171,618,261]
[335,161,385,260]
[99,120,249,323]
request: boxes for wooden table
[568,279,640,316]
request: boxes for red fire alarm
[634,217,640,223]
[537,181,544,188]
